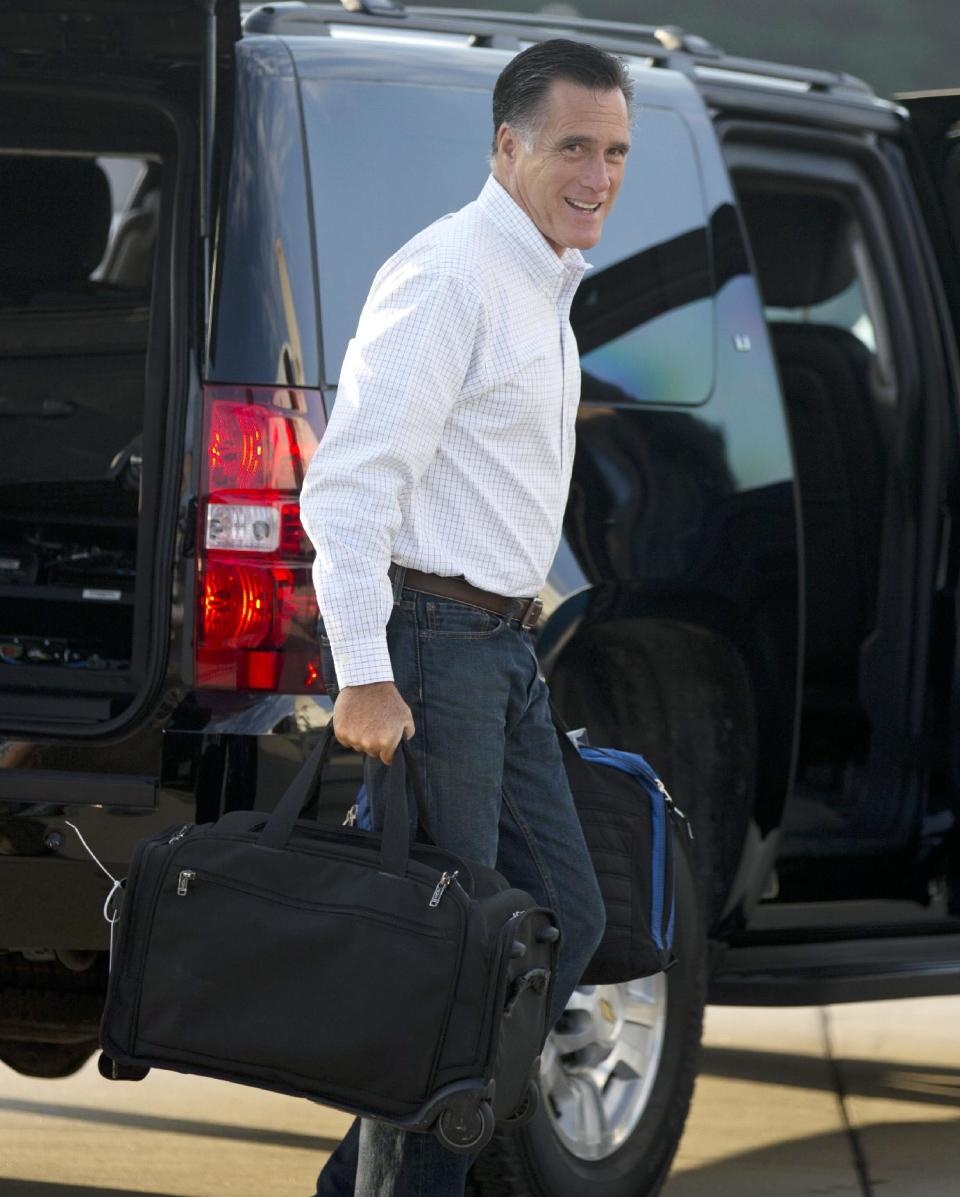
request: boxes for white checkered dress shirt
[300,175,588,689]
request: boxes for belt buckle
[520,597,543,630]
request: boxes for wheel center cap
[598,997,617,1024]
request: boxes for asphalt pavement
[1,996,958,1196]
[665,996,960,1196]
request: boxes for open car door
[900,90,960,827]
[899,90,960,332]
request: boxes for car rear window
[303,81,715,406]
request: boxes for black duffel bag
[99,727,559,1154]
[556,721,693,984]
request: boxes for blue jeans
[315,573,605,1197]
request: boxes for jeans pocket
[421,599,506,640]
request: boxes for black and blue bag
[345,723,692,986]
[555,724,692,984]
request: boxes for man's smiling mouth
[565,198,601,212]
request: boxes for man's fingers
[330,685,414,763]
[380,721,415,764]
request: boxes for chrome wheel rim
[540,974,668,1161]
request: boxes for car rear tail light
[205,503,282,552]
[195,385,326,692]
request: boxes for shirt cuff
[329,636,395,690]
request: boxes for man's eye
[563,143,584,154]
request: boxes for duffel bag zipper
[650,784,668,955]
[113,829,200,1055]
[173,868,457,940]
[213,827,476,897]
[662,836,676,957]
[658,780,693,841]
[428,870,459,907]
[588,745,694,841]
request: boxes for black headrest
[0,156,112,297]
[740,191,856,309]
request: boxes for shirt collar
[477,175,589,294]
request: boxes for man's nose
[581,151,611,193]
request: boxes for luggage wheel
[98,1052,150,1082]
[434,1098,494,1154]
[498,1078,540,1130]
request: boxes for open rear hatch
[0,1,240,75]
[0,1,239,734]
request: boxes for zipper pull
[657,779,694,842]
[177,869,196,896]
[429,870,458,908]
[168,825,190,844]
[342,804,358,828]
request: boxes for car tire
[467,836,705,1197]
[0,1038,98,1079]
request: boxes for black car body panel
[208,36,321,388]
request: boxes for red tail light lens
[207,401,308,491]
[202,561,288,649]
[195,385,326,692]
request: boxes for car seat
[740,191,886,718]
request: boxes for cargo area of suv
[0,91,176,728]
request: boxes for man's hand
[332,681,415,765]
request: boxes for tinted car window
[301,80,490,383]
[574,107,715,408]
[304,84,714,405]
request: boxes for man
[300,38,634,1197]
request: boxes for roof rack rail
[242,3,875,99]
[339,0,406,16]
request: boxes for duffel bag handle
[377,740,420,878]
[362,753,437,847]
[258,726,338,850]
[258,727,429,879]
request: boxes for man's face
[496,80,631,255]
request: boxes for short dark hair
[491,39,635,155]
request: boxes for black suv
[3,3,960,1194]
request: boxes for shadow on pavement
[664,1120,960,1196]
[0,1185,174,1197]
[701,1045,960,1109]
[0,1096,341,1153]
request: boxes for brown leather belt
[389,564,543,630]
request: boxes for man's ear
[496,122,518,164]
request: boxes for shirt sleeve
[300,264,482,689]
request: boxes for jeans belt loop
[390,564,407,603]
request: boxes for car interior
[0,123,165,689]
[734,178,901,862]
